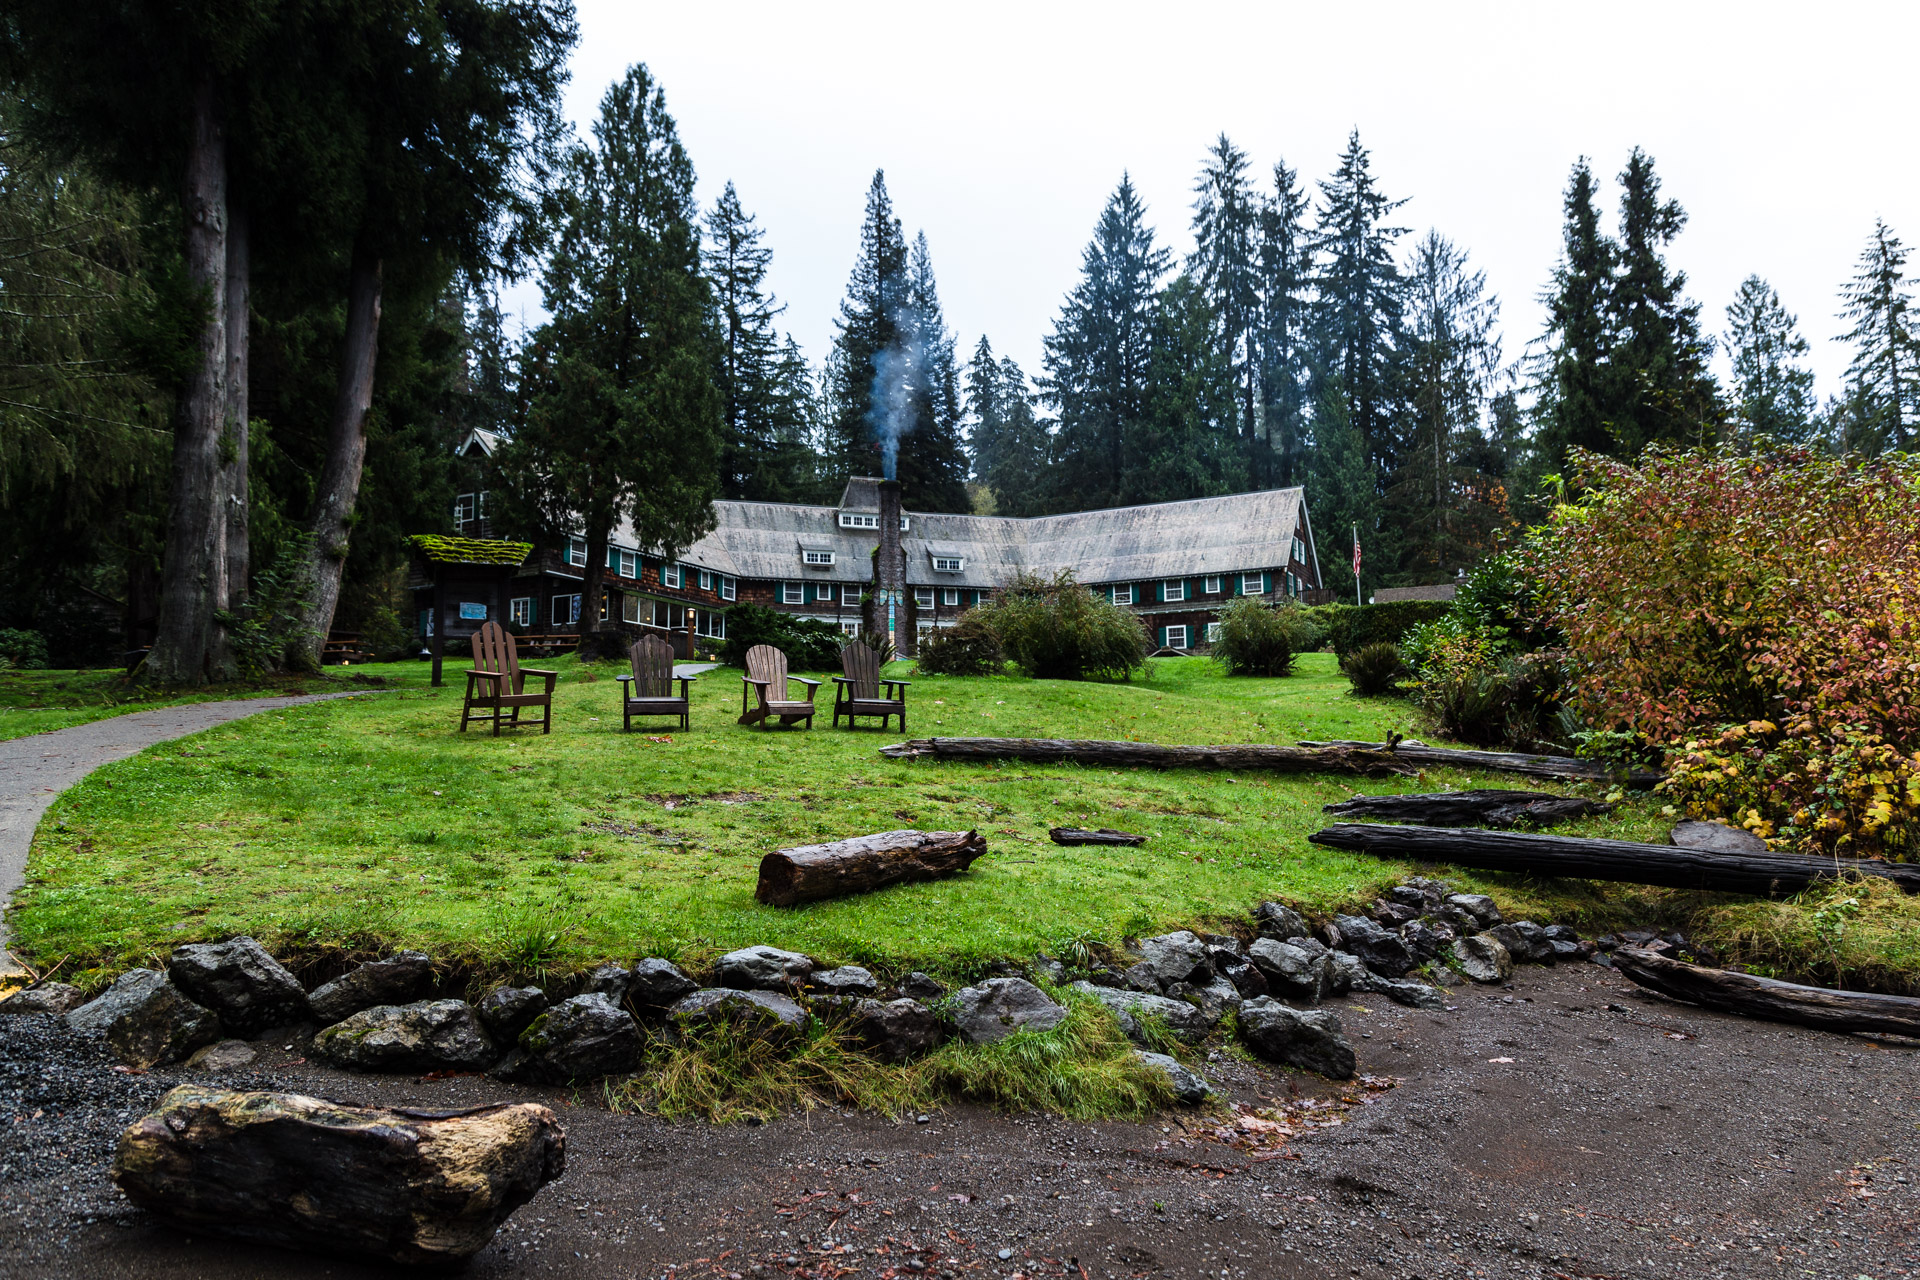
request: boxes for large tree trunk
[1612,947,1920,1035]
[878,736,1418,777]
[222,201,250,613]
[294,242,383,671]
[1306,822,1920,895]
[142,76,231,686]
[1297,739,1664,787]
[1322,789,1613,829]
[578,520,609,640]
[756,829,988,906]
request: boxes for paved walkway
[0,693,372,975]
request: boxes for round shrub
[915,612,1002,676]
[1339,642,1405,697]
[972,572,1146,681]
[1211,597,1314,677]
[717,603,843,670]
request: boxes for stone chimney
[876,479,906,653]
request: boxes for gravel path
[1,963,1913,1279]
[0,693,373,972]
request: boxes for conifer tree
[964,337,1049,517]
[1131,274,1245,504]
[1836,219,1919,455]
[1257,159,1314,488]
[899,231,971,512]
[704,181,784,497]
[1042,175,1169,511]
[1537,158,1615,469]
[1189,135,1264,486]
[1305,375,1374,598]
[1723,275,1816,447]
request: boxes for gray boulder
[1069,983,1209,1043]
[1486,921,1551,965]
[715,945,814,992]
[1324,950,1368,996]
[1190,976,1243,1021]
[952,977,1066,1044]
[1671,818,1767,854]
[1548,938,1584,962]
[1212,951,1269,999]
[0,982,83,1016]
[1199,932,1245,957]
[108,981,223,1068]
[899,972,946,1001]
[185,1040,258,1072]
[518,993,643,1079]
[168,937,308,1034]
[1135,931,1213,989]
[1134,1051,1213,1105]
[581,962,632,1005]
[67,969,168,1035]
[1373,978,1446,1011]
[1121,961,1162,993]
[475,986,548,1041]
[313,1000,496,1073]
[1238,997,1356,1079]
[1253,901,1311,941]
[1248,938,1333,1002]
[1398,919,1453,964]
[836,998,942,1063]
[1453,933,1513,983]
[1446,893,1502,928]
[628,959,698,1008]
[669,988,809,1046]
[1029,955,1069,985]
[809,966,879,997]
[1330,915,1414,978]
[307,952,433,1025]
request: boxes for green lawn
[15,652,1692,984]
[0,665,428,741]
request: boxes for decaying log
[111,1086,565,1265]
[756,828,988,906]
[1049,827,1147,847]
[1613,947,1920,1036]
[879,737,1417,777]
[1323,789,1612,829]
[1297,739,1663,787]
[1307,823,1920,895]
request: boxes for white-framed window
[621,594,641,624]
[660,562,682,588]
[914,587,935,609]
[699,569,712,590]
[782,582,805,604]
[599,592,609,622]
[1204,575,1222,594]
[566,539,586,568]
[553,593,581,624]
[839,512,879,529]
[1111,584,1134,606]
[1239,572,1266,596]
[613,549,637,578]
[1164,624,1189,649]
[843,584,862,604]
[932,555,964,572]
[1162,579,1187,603]
[454,492,486,525]
[840,621,860,637]
[1285,570,1300,597]
[651,599,684,629]
[718,574,736,601]
[693,609,726,639]
[1293,536,1308,564]
[508,597,532,627]
[1206,621,1222,643]
[803,549,836,566]
[816,583,837,602]
[941,587,960,606]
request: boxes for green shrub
[1210,597,1316,677]
[0,628,49,670]
[717,603,844,669]
[1339,642,1406,696]
[1306,600,1453,658]
[971,571,1146,681]
[915,611,1002,676]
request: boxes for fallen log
[1050,827,1147,847]
[1612,947,1920,1037]
[879,737,1417,777]
[1297,739,1662,787]
[1306,823,1920,896]
[1323,789,1612,829]
[756,828,988,906]
[111,1086,565,1266]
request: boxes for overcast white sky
[509,0,1919,407]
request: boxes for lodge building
[423,430,1325,657]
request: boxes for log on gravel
[111,1085,565,1266]
[1323,789,1613,829]
[756,828,988,906]
[1307,823,1920,896]
[1297,739,1663,787]
[879,737,1417,777]
[1049,827,1147,847]
[1612,947,1920,1037]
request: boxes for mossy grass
[0,664,427,741]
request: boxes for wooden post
[431,572,446,688]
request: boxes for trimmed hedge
[1305,601,1454,658]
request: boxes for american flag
[1352,532,1362,577]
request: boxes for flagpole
[1352,523,1362,606]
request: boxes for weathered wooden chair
[616,634,694,731]
[832,641,909,731]
[738,644,820,730]
[460,620,557,735]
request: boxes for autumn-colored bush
[1526,447,1920,858]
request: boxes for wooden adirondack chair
[617,634,694,731]
[738,644,820,729]
[460,621,557,735]
[832,641,909,730]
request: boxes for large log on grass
[111,1086,565,1266]
[1612,947,1920,1036]
[1307,822,1920,895]
[756,828,988,906]
[1323,789,1613,828]
[879,737,1417,777]
[1298,739,1663,787]
[1050,827,1148,846]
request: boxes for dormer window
[803,549,836,566]
[839,512,879,529]
[932,555,964,572]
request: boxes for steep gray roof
[616,483,1313,589]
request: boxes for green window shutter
[1158,626,1167,647]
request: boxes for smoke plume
[868,297,927,481]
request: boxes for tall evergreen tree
[496,64,721,640]
[1042,175,1169,511]
[899,231,970,511]
[827,171,907,484]
[1130,274,1245,504]
[1537,159,1615,469]
[1189,135,1264,487]
[1304,374,1373,600]
[1836,219,1919,455]
[1257,159,1314,488]
[964,337,1049,517]
[1723,275,1816,446]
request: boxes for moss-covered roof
[408,534,532,566]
